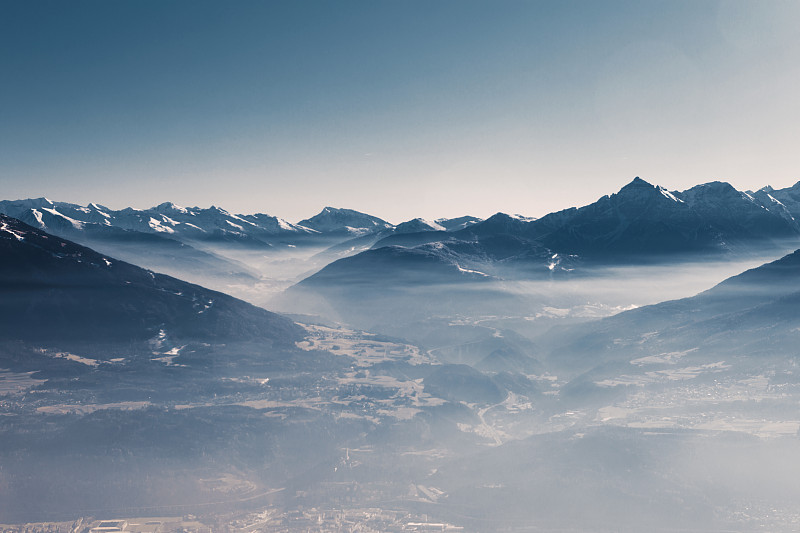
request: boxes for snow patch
[415,218,446,231]
[166,202,189,214]
[31,209,45,227]
[226,211,258,226]
[455,264,489,277]
[277,218,296,231]
[150,329,167,350]
[151,345,187,366]
[89,203,111,217]
[41,207,85,229]
[767,193,785,206]
[344,226,371,236]
[148,217,175,233]
[35,349,100,367]
[658,187,684,203]
[0,222,25,241]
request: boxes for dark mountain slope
[540,248,800,376]
[757,182,800,219]
[507,178,799,259]
[0,215,302,348]
[299,244,493,287]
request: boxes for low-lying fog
[6,239,800,530]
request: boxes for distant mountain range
[6,177,800,326]
[0,198,319,247]
[0,199,482,247]
[273,177,800,335]
[0,199,484,291]
[298,178,800,288]
[525,178,800,258]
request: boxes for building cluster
[225,507,464,532]
[5,507,464,533]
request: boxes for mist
[5,208,800,530]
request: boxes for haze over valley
[4,1,800,530]
[4,177,800,531]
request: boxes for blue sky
[2,0,800,222]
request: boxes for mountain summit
[298,207,393,235]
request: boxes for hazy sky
[2,0,800,223]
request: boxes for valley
[4,179,800,531]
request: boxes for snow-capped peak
[155,201,189,214]
[394,218,446,234]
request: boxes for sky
[2,0,800,224]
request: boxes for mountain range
[305,177,800,287]
[277,178,800,334]
[0,199,483,248]
[0,198,485,301]
[5,176,800,528]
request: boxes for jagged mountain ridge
[307,214,485,264]
[4,177,798,255]
[0,198,484,251]
[0,198,318,247]
[300,177,800,291]
[479,177,800,258]
[750,182,800,221]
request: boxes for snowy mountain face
[521,177,800,258]
[0,198,492,309]
[308,214,485,266]
[675,181,800,239]
[443,177,800,263]
[435,215,483,231]
[0,198,317,246]
[297,206,394,235]
[393,218,446,234]
[749,182,800,222]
